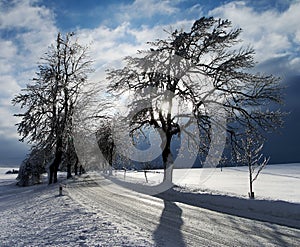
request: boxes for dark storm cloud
[264,75,300,164]
[257,56,300,164]
[0,136,29,167]
[257,55,299,79]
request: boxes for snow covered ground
[109,163,300,230]
[114,163,300,203]
[0,168,19,186]
[0,164,299,246]
[0,168,153,246]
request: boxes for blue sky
[0,0,299,166]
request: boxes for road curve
[66,174,300,247]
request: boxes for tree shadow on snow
[103,174,300,230]
[154,186,300,230]
[153,200,186,247]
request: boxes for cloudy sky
[0,0,299,167]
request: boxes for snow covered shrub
[17,148,47,186]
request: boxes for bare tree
[13,32,93,184]
[237,129,269,199]
[72,80,117,174]
[107,17,284,184]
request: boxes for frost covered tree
[17,147,48,186]
[63,138,78,178]
[237,129,269,199]
[107,17,284,184]
[13,32,93,184]
[96,123,115,175]
[72,80,116,173]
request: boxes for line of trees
[13,17,284,197]
[13,32,93,184]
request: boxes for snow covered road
[0,178,152,246]
[0,171,299,246]
[66,175,300,246]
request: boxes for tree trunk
[162,133,174,184]
[164,159,174,183]
[249,165,254,199]
[53,162,58,183]
[109,165,113,176]
[74,156,78,176]
[108,144,114,176]
[49,139,63,184]
[49,164,54,184]
[49,155,62,184]
[67,162,72,179]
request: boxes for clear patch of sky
[247,0,294,13]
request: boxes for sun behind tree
[107,17,284,184]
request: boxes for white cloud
[0,39,17,59]
[0,0,57,142]
[289,57,300,72]
[209,1,300,64]
[0,105,20,139]
[0,0,54,30]
[128,19,193,45]
[0,39,18,74]
[77,22,145,79]
[2,0,299,161]
[188,4,203,14]
[0,0,57,68]
[76,18,197,86]
[0,75,20,98]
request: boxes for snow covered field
[0,168,19,186]
[110,163,300,229]
[0,164,299,246]
[114,163,300,203]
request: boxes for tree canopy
[13,32,93,184]
[106,17,284,183]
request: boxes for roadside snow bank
[0,178,153,246]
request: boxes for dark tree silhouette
[107,17,284,183]
[17,147,48,186]
[96,122,115,175]
[13,32,93,184]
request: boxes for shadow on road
[67,174,300,246]
[153,200,185,247]
[101,174,300,229]
[154,186,300,230]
